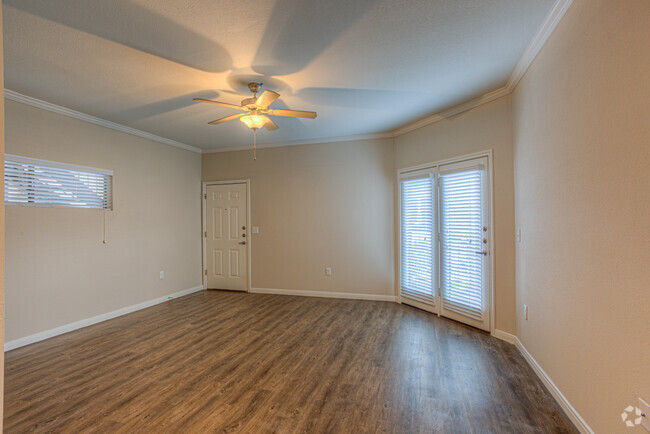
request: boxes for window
[400,173,435,305]
[4,155,113,209]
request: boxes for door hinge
[205,269,207,276]
[204,193,207,199]
[204,231,207,238]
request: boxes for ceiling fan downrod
[247,82,262,98]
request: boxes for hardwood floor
[4,291,576,433]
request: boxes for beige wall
[0,0,5,427]
[394,96,516,334]
[202,139,395,297]
[5,100,202,342]
[203,99,516,332]
[512,0,650,431]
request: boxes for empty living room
[0,0,647,432]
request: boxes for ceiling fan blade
[208,113,246,125]
[255,90,280,108]
[264,117,279,131]
[193,98,243,110]
[267,108,317,119]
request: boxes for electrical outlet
[639,398,650,431]
[325,267,332,276]
[252,226,259,234]
[524,304,528,320]
[159,271,165,280]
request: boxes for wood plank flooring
[4,290,577,433]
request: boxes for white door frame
[202,179,252,292]
[396,150,495,333]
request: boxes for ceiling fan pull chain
[253,128,257,161]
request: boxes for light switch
[252,226,259,234]
[325,267,332,276]
[517,228,522,243]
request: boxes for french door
[399,156,491,331]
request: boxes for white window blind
[439,169,484,320]
[4,155,113,210]
[400,175,434,304]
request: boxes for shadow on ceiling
[251,0,380,76]
[5,0,233,73]
[110,90,221,123]
[296,87,424,109]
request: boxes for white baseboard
[4,285,204,352]
[491,329,517,344]
[515,337,593,433]
[2,283,591,433]
[250,287,397,302]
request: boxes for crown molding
[390,86,512,137]
[4,1,572,154]
[202,132,394,154]
[4,89,202,154]
[506,0,574,91]
[204,79,508,152]
[388,0,573,138]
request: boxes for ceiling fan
[193,82,317,131]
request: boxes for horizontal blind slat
[440,168,485,320]
[400,176,434,298]
[4,158,112,209]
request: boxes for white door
[399,156,491,331]
[438,157,490,330]
[205,183,248,291]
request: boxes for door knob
[239,241,246,245]
[474,250,487,256]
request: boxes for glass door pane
[400,173,436,311]
[439,158,489,330]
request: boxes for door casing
[202,179,252,292]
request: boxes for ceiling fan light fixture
[240,114,267,129]
[194,84,316,159]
